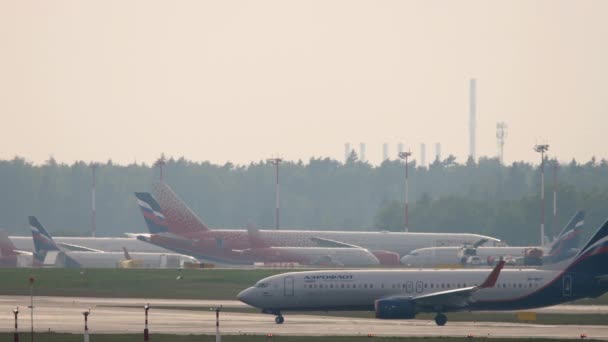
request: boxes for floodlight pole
[534,144,549,246]
[90,163,98,237]
[552,161,558,239]
[267,158,283,230]
[144,304,150,342]
[154,155,166,181]
[82,309,90,342]
[13,307,19,342]
[398,151,412,232]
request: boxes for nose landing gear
[434,313,447,326]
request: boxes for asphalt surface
[0,296,606,339]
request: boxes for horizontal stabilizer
[57,242,104,253]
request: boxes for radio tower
[496,122,508,164]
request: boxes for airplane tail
[547,211,585,262]
[0,229,18,257]
[29,216,60,258]
[554,211,585,241]
[564,219,608,277]
[122,247,132,260]
[151,181,210,234]
[134,192,170,234]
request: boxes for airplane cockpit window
[255,282,269,288]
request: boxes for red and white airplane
[130,182,500,265]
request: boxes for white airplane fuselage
[238,266,603,315]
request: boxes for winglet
[479,260,505,288]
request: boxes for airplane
[237,219,608,326]
[401,211,586,267]
[130,181,501,265]
[135,192,380,266]
[29,216,200,268]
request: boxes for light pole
[144,303,150,342]
[13,306,19,342]
[90,163,98,237]
[267,158,283,230]
[28,276,34,342]
[82,309,91,342]
[534,144,549,246]
[210,306,222,342]
[552,160,558,239]
[154,155,166,181]
[398,151,412,232]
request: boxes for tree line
[0,154,607,245]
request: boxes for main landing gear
[275,315,285,324]
[434,313,447,326]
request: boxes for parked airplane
[238,219,608,326]
[401,211,585,267]
[30,216,200,268]
[130,182,500,265]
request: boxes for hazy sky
[1,1,606,166]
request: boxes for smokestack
[435,143,441,162]
[397,143,404,154]
[359,143,366,163]
[420,143,426,168]
[382,143,389,161]
[469,78,477,161]
[344,143,351,162]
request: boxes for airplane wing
[309,237,361,249]
[12,250,33,256]
[407,260,505,311]
[57,242,105,253]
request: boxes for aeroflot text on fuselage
[304,274,354,282]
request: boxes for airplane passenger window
[424,283,428,288]
[330,284,334,288]
[370,284,374,289]
[341,284,345,288]
[364,284,368,289]
[430,284,434,288]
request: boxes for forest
[1,153,607,246]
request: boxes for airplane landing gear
[275,315,284,324]
[434,313,447,326]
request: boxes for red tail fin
[479,260,506,288]
[0,230,17,257]
[152,181,209,234]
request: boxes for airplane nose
[237,288,255,307]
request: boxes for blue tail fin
[565,219,608,276]
[29,216,59,261]
[555,211,585,240]
[548,211,585,262]
[134,192,169,234]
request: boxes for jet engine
[374,298,416,319]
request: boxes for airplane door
[562,274,572,297]
[284,276,294,297]
[415,281,423,293]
